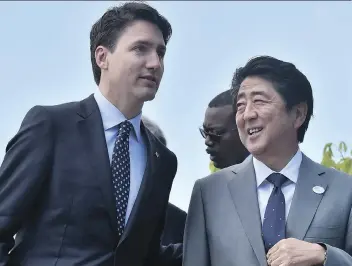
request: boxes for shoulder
[321,163,352,188]
[39,99,82,117]
[23,95,96,129]
[24,98,83,122]
[196,156,252,189]
[144,124,177,164]
[304,154,352,183]
[141,125,178,180]
[302,154,352,195]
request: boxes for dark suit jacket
[162,203,186,245]
[0,95,181,266]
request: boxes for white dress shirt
[253,150,302,224]
[94,90,147,225]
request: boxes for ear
[95,45,109,70]
[293,102,308,130]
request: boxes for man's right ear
[95,46,109,70]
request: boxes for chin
[246,142,267,157]
[137,87,158,102]
[212,161,220,169]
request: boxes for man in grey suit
[183,56,352,266]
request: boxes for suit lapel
[286,154,328,240]
[227,157,267,265]
[76,94,117,232]
[118,124,160,246]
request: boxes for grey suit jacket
[183,154,352,266]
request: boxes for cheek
[127,66,134,78]
[119,56,142,76]
[109,60,126,79]
[235,119,245,134]
[259,107,274,119]
[235,116,243,128]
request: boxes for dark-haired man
[184,56,352,266]
[0,2,181,266]
[200,89,249,172]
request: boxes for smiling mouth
[247,127,263,136]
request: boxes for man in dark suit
[200,89,249,172]
[0,2,181,266]
[142,116,187,245]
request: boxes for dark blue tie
[111,120,132,237]
[262,173,288,252]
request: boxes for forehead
[237,76,277,99]
[204,106,233,127]
[115,20,165,49]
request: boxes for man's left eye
[135,46,147,52]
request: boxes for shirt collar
[253,149,302,187]
[94,90,142,142]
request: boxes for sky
[0,1,351,211]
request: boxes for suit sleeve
[0,106,54,265]
[322,205,352,265]
[183,179,210,266]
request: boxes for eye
[133,45,148,53]
[236,101,245,110]
[253,96,267,104]
[214,130,225,136]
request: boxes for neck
[99,84,143,119]
[255,144,299,172]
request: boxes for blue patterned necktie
[262,173,288,252]
[111,120,132,237]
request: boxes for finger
[268,254,285,266]
[267,247,281,264]
[267,242,281,258]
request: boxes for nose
[146,51,162,70]
[243,102,257,121]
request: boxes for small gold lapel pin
[155,151,159,158]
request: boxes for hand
[266,238,325,266]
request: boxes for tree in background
[321,141,352,175]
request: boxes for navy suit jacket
[0,95,181,266]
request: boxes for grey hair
[142,115,167,146]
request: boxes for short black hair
[90,2,172,85]
[231,55,313,143]
[142,116,167,146]
[208,89,234,108]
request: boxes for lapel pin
[155,151,159,158]
[312,186,325,194]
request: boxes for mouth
[247,127,263,136]
[140,75,157,84]
[206,149,217,160]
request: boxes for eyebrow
[203,125,224,131]
[133,40,166,52]
[236,90,268,100]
